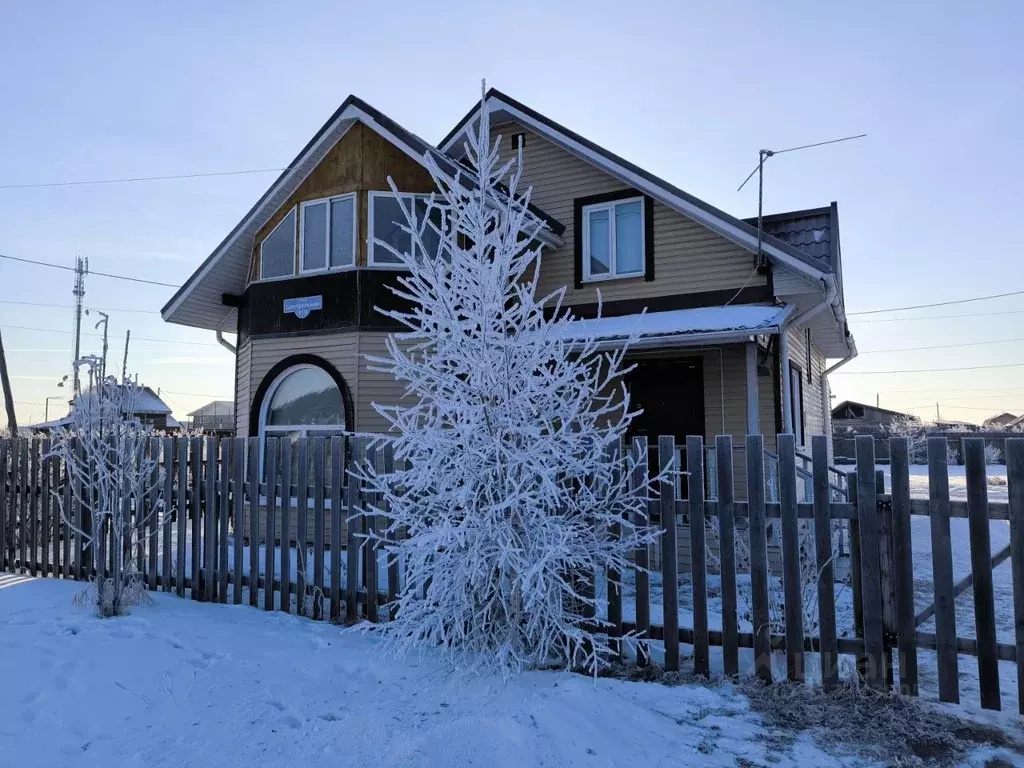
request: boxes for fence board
[889,438,918,696]
[40,439,51,577]
[346,437,362,621]
[1007,439,1024,715]
[365,442,379,624]
[660,435,680,673]
[927,436,959,703]
[812,436,838,690]
[876,467,896,689]
[232,438,244,604]
[145,438,158,589]
[313,437,326,620]
[631,436,650,664]
[204,437,217,603]
[247,438,260,608]
[74,439,85,580]
[383,442,397,617]
[295,439,308,617]
[18,439,28,570]
[218,438,230,604]
[30,439,40,576]
[745,435,771,683]
[174,439,187,595]
[280,438,292,614]
[846,470,863,639]
[0,440,7,571]
[330,436,343,622]
[778,434,804,683]
[855,435,885,691]
[965,438,1000,711]
[715,435,738,678]
[264,437,278,612]
[50,444,61,577]
[162,437,173,591]
[190,437,202,600]
[606,441,623,660]
[61,447,71,579]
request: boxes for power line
[737,133,867,191]
[0,253,179,288]
[859,336,1024,354]
[0,166,289,190]
[835,362,1024,375]
[848,288,1024,316]
[161,388,232,398]
[879,386,1024,394]
[0,324,220,347]
[855,308,1024,324]
[0,299,157,314]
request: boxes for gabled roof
[440,89,832,283]
[831,400,916,421]
[161,95,564,331]
[188,399,235,417]
[743,205,838,273]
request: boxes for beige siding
[354,331,409,433]
[235,340,252,436]
[786,325,829,451]
[495,123,766,305]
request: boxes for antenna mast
[71,254,89,393]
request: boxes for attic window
[300,193,356,273]
[260,208,297,280]
[368,192,443,267]
[581,197,645,282]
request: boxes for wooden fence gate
[2,433,1022,715]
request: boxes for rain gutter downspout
[215,330,236,355]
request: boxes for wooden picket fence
[2,433,1023,715]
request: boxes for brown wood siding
[249,124,437,279]
[494,123,766,305]
[235,340,252,437]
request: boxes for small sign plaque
[283,295,323,319]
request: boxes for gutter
[215,330,236,355]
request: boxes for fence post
[745,435,771,683]
[876,467,896,689]
[927,436,959,703]
[855,435,885,691]
[965,438,1000,711]
[660,435,680,673]
[631,436,650,665]
[812,435,838,690]
[716,435,738,678]
[889,437,918,696]
[1006,438,1024,715]
[778,433,804,683]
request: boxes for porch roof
[561,303,795,348]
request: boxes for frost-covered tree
[50,357,165,617]
[360,84,662,677]
[885,415,929,463]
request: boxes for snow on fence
[2,433,1023,715]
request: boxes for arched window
[260,364,347,445]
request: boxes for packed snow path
[0,578,920,767]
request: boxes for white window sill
[581,271,646,284]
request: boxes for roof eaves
[440,89,831,278]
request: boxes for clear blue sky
[1,1,1021,428]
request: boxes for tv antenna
[737,133,866,269]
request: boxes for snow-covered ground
[0,577,919,768]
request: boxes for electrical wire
[0,166,289,190]
[848,288,1024,316]
[855,308,1024,324]
[834,362,1024,375]
[0,253,179,288]
[0,299,157,314]
[160,388,232,399]
[858,336,1024,354]
[0,324,220,347]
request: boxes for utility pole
[0,327,18,437]
[936,402,941,422]
[71,254,89,394]
[876,393,880,408]
[121,330,131,380]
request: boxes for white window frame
[258,206,298,281]
[580,196,646,283]
[367,191,437,269]
[299,193,358,275]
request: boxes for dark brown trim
[789,361,806,445]
[248,354,355,439]
[564,285,773,321]
[573,189,654,288]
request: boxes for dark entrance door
[625,357,706,493]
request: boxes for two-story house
[161,90,857,472]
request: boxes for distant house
[831,400,917,432]
[188,400,235,435]
[28,385,177,433]
[983,412,1018,429]
[935,420,977,431]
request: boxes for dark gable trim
[572,189,654,288]
[564,285,773,321]
[248,354,355,439]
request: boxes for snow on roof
[558,303,794,346]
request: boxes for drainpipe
[779,276,839,433]
[215,330,236,354]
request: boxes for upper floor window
[581,197,644,281]
[368,192,442,267]
[301,193,356,273]
[260,208,297,280]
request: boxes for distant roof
[743,205,839,273]
[72,384,171,415]
[558,303,794,348]
[982,412,1018,427]
[188,399,235,417]
[831,400,916,421]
